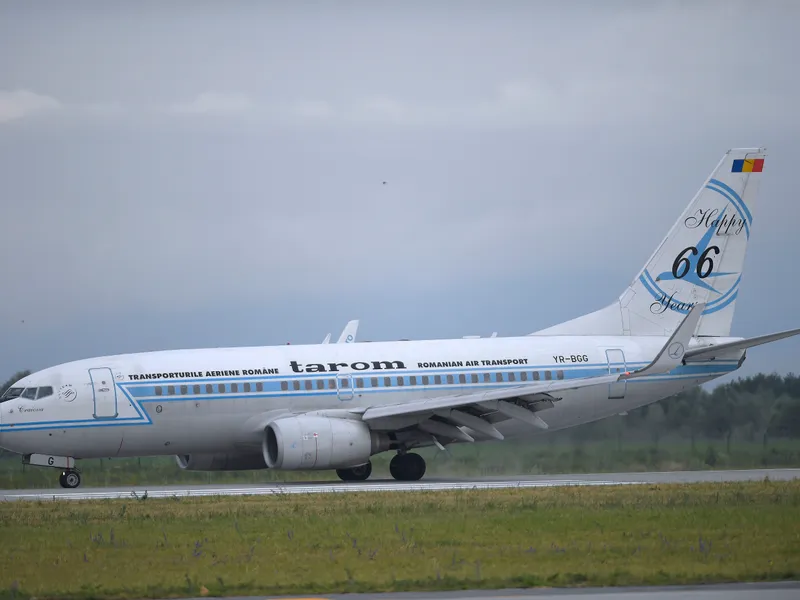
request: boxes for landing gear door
[89,367,119,419]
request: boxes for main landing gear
[334,452,427,482]
[58,469,81,489]
[390,452,426,481]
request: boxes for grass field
[1,480,798,599]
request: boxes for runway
[159,582,800,599]
[1,467,797,502]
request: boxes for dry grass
[1,480,799,599]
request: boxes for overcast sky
[1,0,799,385]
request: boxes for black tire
[336,461,372,482]
[389,453,426,481]
[59,471,81,489]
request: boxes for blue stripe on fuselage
[0,360,740,432]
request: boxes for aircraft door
[336,374,354,401]
[605,349,627,400]
[89,367,119,419]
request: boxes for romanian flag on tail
[732,158,765,173]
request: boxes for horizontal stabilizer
[622,303,704,379]
[685,327,800,362]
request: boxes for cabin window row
[154,382,266,396]
[279,369,565,391]
[151,370,565,397]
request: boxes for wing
[358,303,705,444]
[360,373,622,441]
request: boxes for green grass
[1,480,799,599]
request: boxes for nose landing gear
[22,454,81,488]
[58,470,81,489]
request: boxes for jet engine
[175,452,268,471]
[263,415,390,470]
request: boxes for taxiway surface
[162,582,800,599]
[1,468,796,502]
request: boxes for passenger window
[193,384,200,394]
[231,383,238,393]
[434,375,442,385]
[471,373,478,383]
[459,374,466,384]
[520,372,528,382]
[410,376,417,385]
[37,386,54,399]
[371,377,378,387]
[533,371,540,381]
[340,378,350,389]
[446,374,454,384]
[422,375,429,385]
[180,385,187,395]
[328,379,336,389]
[244,382,251,393]
[397,377,404,386]
[256,382,263,392]
[316,380,324,390]
[22,387,37,400]
[557,370,564,380]
[281,381,288,391]
[496,373,504,382]
[168,385,175,395]
[545,371,552,380]
[293,381,300,391]
[508,372,516,382]
[384,377,391,387]
[305,380,312,390]
[205,384,213,394]
[155,386,163,396]
[483,373,491,383]
[356,378,364,388]
[218,384,225,394]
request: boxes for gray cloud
[1,0,798,382]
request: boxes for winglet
[622,302,705,380]
[337,319,359,344]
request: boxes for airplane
[2,147,799,489]
[321,320,360,345]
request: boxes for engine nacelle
[263,415,390,470]
[175,452,268,471]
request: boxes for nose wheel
[58,470,81,489]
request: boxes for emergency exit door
[89,367,119,419]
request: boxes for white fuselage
[0,334,742,460]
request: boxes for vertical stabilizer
[533,148,766,337]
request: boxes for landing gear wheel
[59,470,81,489]
[336,461,372,482]
[389,452,426,481]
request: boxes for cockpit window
[37,386,54,399]
[0,387,24,403]
[21,387,38,400]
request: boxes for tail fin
[533,148,766,338]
